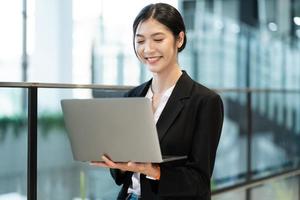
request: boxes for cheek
[163,40,176,53]
[136,46,147,63]
[135,46,143,57]
[136,44,144,54]
[162,44,176,58]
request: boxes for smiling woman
[91,3,224,200]
[133,4,186,77]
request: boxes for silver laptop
[61,98,187,163]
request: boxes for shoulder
[190,81,222,102]
[186,81,224,116]
[177,71,219,98]
[189,82,224,121]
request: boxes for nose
[143,40,155,53]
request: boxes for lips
[145,56,161,64]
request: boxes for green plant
[80,170,86,200]
[0,112,65,142]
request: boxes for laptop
[61,98,187,163]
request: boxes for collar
[137,70,194,100]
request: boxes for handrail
[0,82,132,90]
[212,167,300,196]
[1,82,300,93]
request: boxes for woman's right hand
[90,155,160,179]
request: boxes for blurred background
[0,0,300,199]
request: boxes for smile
[145,56,161,64]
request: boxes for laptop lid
[61,98,167,163]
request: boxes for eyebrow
[136,32,165,38]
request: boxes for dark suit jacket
[110,71,224,200]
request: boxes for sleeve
[110,169,132,186]
[157,94,224,197]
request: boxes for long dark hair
[133,3,187,54]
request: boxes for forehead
[136,18,172,36]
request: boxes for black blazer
[110,71,224,200]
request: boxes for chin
[147,67,163,74]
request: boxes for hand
[90,155,160,179]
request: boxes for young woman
[92,3,224,200]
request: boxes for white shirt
[127,84,176,196]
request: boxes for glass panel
[251,92,300,178]
[213,175,300,200]
[250,175,300,200]
[37,88,124,200]
[0,88,27,198]
[212,190,246,200]
[212,92,248,189]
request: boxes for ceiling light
[268,22,277,31]
[294,17,300,26]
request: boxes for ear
[176,31,185,49]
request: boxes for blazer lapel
[156,71,194,141]
[136,79,152,97]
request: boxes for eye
[136,40,145,44]
[154,38,163,42]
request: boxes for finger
[102,155,117,167]
[102,156,129,170]
[90,162,109,168]
[127,162,148,173]
[127,162,135,167]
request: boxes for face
[134,18,184,74]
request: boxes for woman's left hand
[90,155,160,179]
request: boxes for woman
[92,3,224,200]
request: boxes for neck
[151,65,182,94]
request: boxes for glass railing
[0,83,300,200]
[0,87,27,199]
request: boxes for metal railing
[0,82,300,200]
